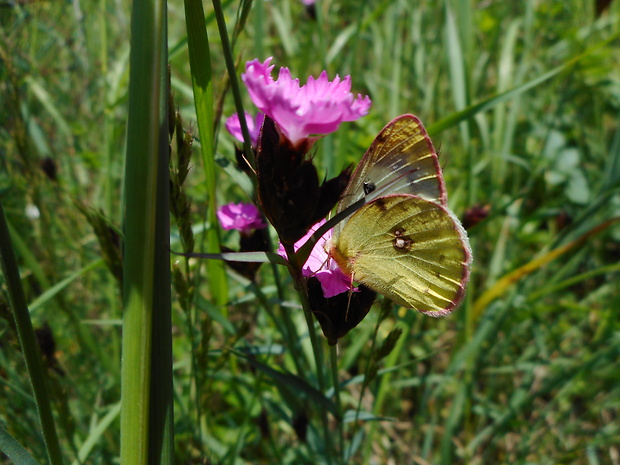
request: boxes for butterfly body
[329,115,472,315]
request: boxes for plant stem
[211,0,255,170]
[330,344,345,464]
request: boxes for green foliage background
[1,0,620,464]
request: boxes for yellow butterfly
[328,115,472,316]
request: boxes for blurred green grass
[1,0,620,464]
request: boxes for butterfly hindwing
[331,194,471,315]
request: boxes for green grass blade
[0,423,40,465]
[70,403,121,465]
[230,348,338,416]
[148,62,174,465]
[24,76,72,141]
[427,57,583,136]
[120,0,168,460]
[28,259,104,315]
[6,219,51,291]
[184,0,229,308]
[444,2,470,116]
[0,202,64,465]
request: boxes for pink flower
[278,220,356,298]
[241,57,372,144]
[300,0,315,4]
[225,111,265,147]
[217,203,268,236]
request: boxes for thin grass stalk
[212,0,255,170]
[98,0,113,217]
[386,4,403,117]
[316,0,334,180]
[0,202,64,465]
[253,0,264,59]
[120,0,167,460]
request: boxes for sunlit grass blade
[473,217,620,319]
[427,54,588,136]
[70,403,121,465]
[530,262,620,301]
[444,2,470,118]
[23,76,72,141]
[28,260,104,314]
[183,0,229,309]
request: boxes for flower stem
[330,344,345,464]
[283,242,334,463]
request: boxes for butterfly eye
[363,181,376,195]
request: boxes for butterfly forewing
[335,115,447,237]
[332,195,471,316]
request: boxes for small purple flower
[278,220,356,298]
[241,57,372,144]
[217,203,268,236]
[300,0,315,4]
[225,111,265,147]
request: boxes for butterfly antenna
[242,153,257,176]
[436,144,449,170]
[345,273,355,321]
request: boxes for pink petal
[242,58,371,144]
[277,220,356,297]
[315,268,353,298]
[217,203,267,235]
[225,111,265,147]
